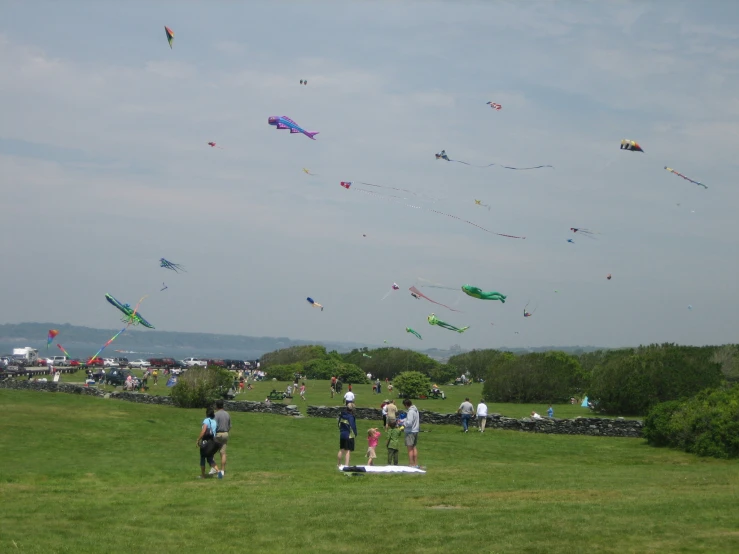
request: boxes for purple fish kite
[268,116,319,140]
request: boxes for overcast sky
[1,1,738,351]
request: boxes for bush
[482,351,587,403]
[265,363,303,382]
[170,367,233,408]
[260,345,327,368]
[644,386,739,459]
[393,371,431,399]
[590,344,723,415]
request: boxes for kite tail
[89,327,127,364]
[457,326,470,333]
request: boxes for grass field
[1,390,737,553]
[59,371,608,419]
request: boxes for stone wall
[0,379,301,416]
[307,405,643,438]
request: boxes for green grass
[57,372,616,419]
[1,390,737,553]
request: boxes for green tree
[264,363,303,381]
[260,345,327,368]
[393,371,431,399]
[341,347,441,380]
[170,367,233,408]
[590,343,723,415]
[482,351,586,403]
[448,349,515,381]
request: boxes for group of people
[338,398,421,469]
[195,399,232,479]
[457,397,489,432]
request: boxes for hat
[384,399,389,403]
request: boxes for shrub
[393,371,431,399]
[483,351,587,403]
[590,344,723,415]
[260,345,327,368]
[265,363,303,382]
[644,386,739,459]
[170,367,233,408]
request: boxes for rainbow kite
[47,329,59,351]
[165,26,174,49]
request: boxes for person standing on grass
[476,399,488,433]
[214,399,230,478]
[152,368,158,385]
[300,381,306,401]
[337,404,357,467]
[385,399,398,430]
[402,399,420,467]
[458,397,474,433]
[343,388,355,405]
[366,428,380,466]
[196,407,221,479]
[386,420,402,465]
[547,405,554,418]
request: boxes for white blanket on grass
[338,465,426,473]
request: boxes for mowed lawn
[61,372,604,419]
[1,391,737,553]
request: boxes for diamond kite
[165,26,174,49]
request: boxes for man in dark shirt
[214,399,231,478]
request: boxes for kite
[381,283,400,301]
[165,26,174,49]
[92,295,151,363]
[300,79,308,85]
[340,180,433,201]
[410,291,421,300]
[620,139,643,152]
[303,168,318,176]
[406,327,423,340]
[461,285,506,303]
[688,305,693,311]
[268,116,319,140]
[56,343,71,359]
[474,199,491,211]
[486,101,502,110]
[664,167,707,189]
[160,258,186,273]
[570,228,599,238]
[342,183,525,239]
[363,353,372,359]
[567,239,574,244]
[607,274,612,280]
[105,294,155,328]
[427,313,469,333]
[307,297,323,311]
[47,329,59,351]
[207,142,224,149]
[409,286,462,312]
[161,282,168,291]
[435,150,553,170]
[523,301,537,318]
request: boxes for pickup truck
[183,357,208,368]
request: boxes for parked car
[103,358,119,368]
[52,356,70,366]
[86,357,105,367]
[183,357,208,367]
[70,359,82,367]
[114,357,129,368]
[148,358,176,369]
[106,368,136,387]
[128,359,151,369]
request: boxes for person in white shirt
[476,399,488,433]
[343,390,355,405]
[531,411,543,420]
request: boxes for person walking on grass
[214,399,231,478]
[338,404,358,467]
[402,399,420,468]
[386,419,402,465]
[300,381,306,401]
[476,399,488,433]
[343,388,355,406]
[458,397,474,433]
[385,399,398,430]
[196,407,221,479]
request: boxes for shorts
[404,433,418,447]
[340,437,355,451]
[366,446,376,459]
[216,432,229,453]
[387,417,397,427]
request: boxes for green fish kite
[427,313,469,333]
[461,285,506,303]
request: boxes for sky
[1,1,739,351]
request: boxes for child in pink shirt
[366,428,381,466]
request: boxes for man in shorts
[214,399,231,478]
[402,399,420,467]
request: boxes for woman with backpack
[196,407,222,479]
